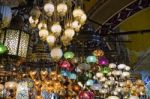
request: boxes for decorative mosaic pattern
[18,32,29,57]
[16,81,29,99]
[4,30,19,55]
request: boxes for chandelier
[29,0,87,47]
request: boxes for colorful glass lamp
[0,43,8,55]
[64,51,75,59]
[86,55,97,63]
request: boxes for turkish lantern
[79,91,94,99]
[64,51,75,59]
[59,60,71,68]
[50,47,63,61]
[86,55,97,63]
[98,57,109,65]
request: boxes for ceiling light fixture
[29,0,87,49]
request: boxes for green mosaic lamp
[0,43,8,55]
[64,51,75,59]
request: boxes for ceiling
[119,7,150,70]
[88,0,136,28]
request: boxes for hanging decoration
[0,43,8,55]
[93,49,104,57]
[0,48,147,98]
[29,0,87,48]
[16,81,29,99]
[50,47,63,61]
[5,81,18,99]
[64,51,75,59]
[98,57,109,65]
[86,55,97,63]
[0,29,29,57]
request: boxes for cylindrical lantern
[0,5,12,29]
[0,29,29,57]
[16,81,29,99]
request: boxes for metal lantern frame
[0,29,30,58]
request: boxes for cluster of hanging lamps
[29,0,87,49]
[0,48,146,99]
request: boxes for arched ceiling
[89,0,136,27]
[119,7,150,68]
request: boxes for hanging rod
[101,29,150,36]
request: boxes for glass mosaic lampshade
[0,43,8,54]
[64,51,74,59]
[86,55,97,63]
[0,29,29,57]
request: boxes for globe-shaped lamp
[50,47,63,61]
[98,57,109,65]
[0,43,8,54]
[51,23,62,36]
[64,51,75,59]
[57,3,68,16]
[86,55,97,63]
[108,96,119,99]
[44,2,54,16]
[64,28,75,40]
[39,29,49,40]
[101,67,110,74]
